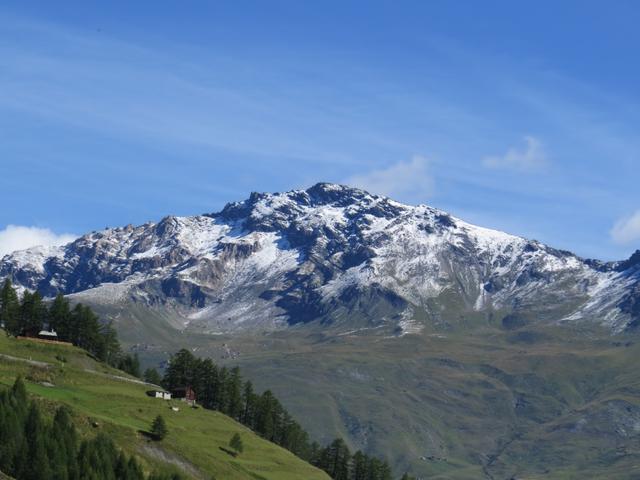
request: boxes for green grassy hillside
[0,332,329,480]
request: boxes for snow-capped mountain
[1,183,639,333]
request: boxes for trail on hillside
[83,368,158,387]
[0,353,50,368]
[140,444,206,480]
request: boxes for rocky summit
[1,183,639,334]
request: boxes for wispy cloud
[346,155,434,201]
[482,136,547,171]
[611,211,640,245]
[0,15,363,167]
[0,225,76,257]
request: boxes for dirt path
[140,443,206,480]
[0,353,50,368]
[0,351,158,389]
[83,369,159,387]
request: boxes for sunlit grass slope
[0,332,329,480]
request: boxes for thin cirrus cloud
[482,136,548,171]
[611,211,640,246]
[345,155,434,202]
[0,225,76,258]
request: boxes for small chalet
[171,386,196,405]
[147,390,172,400]
[22,328,58,340]
[19,328,72,346]
[36,329,59,340]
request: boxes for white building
[152,391,172,400]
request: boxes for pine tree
[20,403,52,480]
[143,368,163,385]
[0,279,20,336]
[216,366,229,413]
[48,293,70,335]
[70,304,103,354]
[196,359,217,409]
[255,390,277,440]
[115,451,129,479]
[229,433,244,454]
[242,380,256,426]
[324,438,350,480]
[351,450,367,480]
[226,366,243,420]
[378,460,393,480]
[20,291,47,336]
[0,383,24,474]
[50,406,79,480]
[118,353,141,378]
[98,321,121,365]
[162,349,196,391]
[130,353,141,377]
[11,376,28,407]
[151,415,168,440]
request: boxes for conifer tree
[20,291,47,336]
[151,415,168,440]
[99,321,121,365]
[226,366,243,420]
[143,368,163,386]
[197,358,217,409]
[229,432,244,454]
[118,353,141,378]
[48,293,70,335]
[378,461,393,480]
[70,304,102,353]
[162,349,196,391]
[242,380,256,426]
[351,450,367,480]
[20,403,52,480]
[11,376,28,407]
[0,279,20,336]
[50,406,79,480]
[215,366,229,413]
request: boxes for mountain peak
[1,184,639,334]
[617,249,640,272]
[305,182,374,204]
[216,183,406,229]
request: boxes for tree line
[0,377,182,480]
[158,348,416,480]
[0,279,139,377]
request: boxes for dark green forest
[0,279,140,376]
[0,377,181,480]
[161,348,416,480]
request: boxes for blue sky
[0,1,639,260]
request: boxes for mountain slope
[1,183,639,335]
[0,332,330,480]
[2,184,640,478]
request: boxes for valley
[2,184,639,478]
[120,316,640,479]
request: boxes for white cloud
[483,136,547,171]
[346,155,434,200]
[0,225,76,258]
[611,211,640,245]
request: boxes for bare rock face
[1,183,639,333]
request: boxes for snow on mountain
[1,183,638,333]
